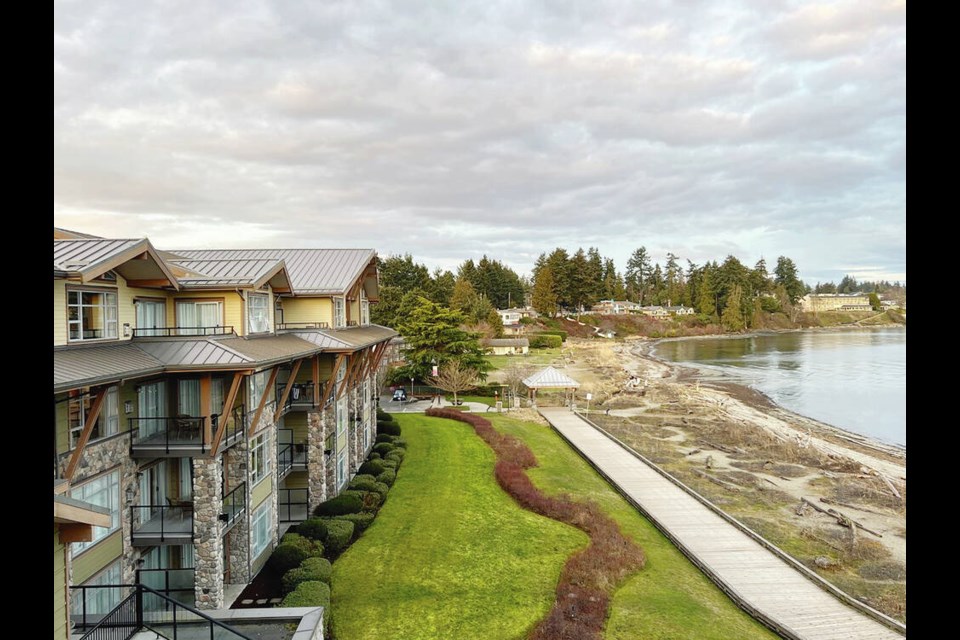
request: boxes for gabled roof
[53,238,180,289]
[168,249,376,295]
[522,366,581,389]
[54,227,103,240]
[166,258,293,292]
[136,338,252,368]
[314,325,398,350]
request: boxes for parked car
[392,388,407,402]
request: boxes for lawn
[485,347,563,371]
[330,414,587,640]
[488,414,778,640]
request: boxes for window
[68,289,118,341]
[336,396,348,448]
[135,300,166,336]
[246,292,270,334]
[70,470,120,555]
[71,560,122,617]
[178,379,200,416]
[68,387,119,449]
[250,432,270,485]
[175,300,223,334]
[337,450,348,489]
[248,371,271,416]
[360,290,369,326]
[250,501,272,559]
[333,297,346,328]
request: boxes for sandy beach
[500,335,907,622]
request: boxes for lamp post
[410,376,414,411]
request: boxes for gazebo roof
[522,366,581,389]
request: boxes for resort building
[800,293,872,312]
[53,230,397,629]
[591,300,641,315]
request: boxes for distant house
[592,299,641,315]
[665,305,695,316]
[502,323,525,336]
[801,293,872,312]
[639,305,669,317]
[482,337,530,355]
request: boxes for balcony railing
[221,482,246,533]
[278,488,309,523]
[130,503,194,545]
[276,381,316,413]
[129,415,208,456]
[136,568,195,608]
[132,326,234,337]
[71,583,136,633]
[276,321,329,330]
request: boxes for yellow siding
[117,276,168,340]
[317,355,335,381]
[282,471,308,489]
[281,298,333,326]
[251,475,273,509]
[54,280,68,346]
[168,291,244,334]
[72,530,122,584]
[54,526,68,640]
[283,413,309,444]
[55,395,70,455]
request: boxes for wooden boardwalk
[538,407,905,640]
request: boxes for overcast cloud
[54,0,906,285]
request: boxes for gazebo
[522,366,581,408]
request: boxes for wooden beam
[323,354,346,407]
[344,351,366,393]
[54,501,112,528]
[366,342,390,381]
[65,388,107,481]
[273,359,303,423]
[247,367,279,437]
[209,372,244,454]
[58,523,95,543]
[312,356,321,406]
[337,354,361,401]
[125,279,173,288]
[200,374,212,444]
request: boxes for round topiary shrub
[392,437,407,448]
[385,448,405,462]
[377,469,396,486]
[358,459,386,476]
[281,580,331,608]
[372,481,390,498]
[375,433,394,444]
[313,492,363,517]
[376,408,391,421]
[331,512,375,535]
[281,557,333,593]
[380,458,398,470]
[268,543,311,574]
[297,518,329,542]
[377,421,401,437]
[344,489,382,512]
[373,442,395,456]
[349,477,379,493]
[323,519,355,553]
[368,452,381,460]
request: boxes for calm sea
[652,328,906,447]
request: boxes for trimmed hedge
[373,442,395,456]
[530,334,563,349]
[368,452,382,460]
[380,458,399,470]
[393,437,407,448]
[279,533,324,558]
[281,557,333,593]
[349,477,380,493]
[385,447,405,462]
[376,408,391,421]
[314,492,363,516]
[297,518,329,542]
[330,512,376,535]
[281,580,331,609]
[269,542,314,574]
[358,459,386,476]
[375,433,395,444]
[377,421,402,436]
[539,329,568,342]
[323,519,355,553]
[377,469,397,486]
[344,489,383,512]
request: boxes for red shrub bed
[426,408,646,639]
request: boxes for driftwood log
[819,497,886,517]
[800,498,882,538]
[693,469,741,492]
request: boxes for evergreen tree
[379,254,432,290]
[427,269,456,306]
[698,266,718,317]
[532,265,558,317]
[774,256,805,304]
[721,284,745,331]
[625,246,652,303]
[665,253,685,306]
[394,297,489,382]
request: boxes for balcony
[278,488,309,523]
[220,482,246,534]
[276,321,329,330]
[136,567,196,608]
[132,326,235,337]
[130,503,193,546]
[129,407,245,457]
[276,381,317,415]
[277,429,307,481]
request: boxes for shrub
[530,334,563,349]
[375,433,395,444]
[279,533,324,558]
[349,477,378,492]
[392,437,407,448]
[380,458,398,470]
[358,459,386,476]
[373,442,395,456]
[377,421,401,436]
[376,407,391,421]
[539,329,567,342]
[281,557,333,593]
[331,512,376,535]
[377,469,397,486]
[323,519,355,553]
[344,489,383,511]
[369,452,381,460]
[297,518,329,542]
[372,481,390,497]
[269,543,311,574]
[314,492,363,516]
[351,473,377,484]
[519,316,535,325]
[385,447,405,461]
[281,580,331,608]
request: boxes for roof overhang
[79,239,180,290]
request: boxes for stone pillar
[224,442,249,585]
[193,457,224,610]
[307,410,327,513]
[349,386,362,474]
[323,404,338,497]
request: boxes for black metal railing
[276,381,316,412]
[221,483,246,532]
[132,326,235,337]
[130,504,193,544]
[78,587,138,640]
[276,321,329,330]
[71,584,136,632]
[136,568,195,607]
[221,404,246,450]
[129,415,208,455]
[278,488,309,523]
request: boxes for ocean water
[652,328,906,447]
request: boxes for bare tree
[433,360,481,405]
[501,363,534,407]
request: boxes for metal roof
[54,238,181,289]
[54,342,165,392]
[522,366,581,389]
[167,258,289,288]
[315,325,398,349]
[169,249,375,294]
[483,338,530,347]
[136,338,252,367]
[291,331,354,350]
[213,334,319,365]
[53,238,143,271]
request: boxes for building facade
[53,231,397,626]
[800,293,872,312]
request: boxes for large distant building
[53,229,396,631]
[800,293,872,312]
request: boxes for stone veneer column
[307,411,327,513]
[349,386,361,474]
[224,442,249,585]
[193,456,224,609]
[322,404,338,497]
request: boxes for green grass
[330,414,587,640]
[485,347,563,371]
[488,415,779,640]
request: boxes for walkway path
[538,407,905,640]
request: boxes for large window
[248,371,271,419]
[68,289,118,341]
[250,432,270,485]
[337,450,348,489]
[333,297,346,328]
[71,560,122,617]
[250,501,272,559]
[175,300,223,334]
[70,470,120,555]
[69,387,119,449]
[246,292,270,334]
[135,299,166,336]
[360,290,369,326]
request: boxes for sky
[54,0,906,286]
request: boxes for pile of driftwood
[796,497,882,539]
